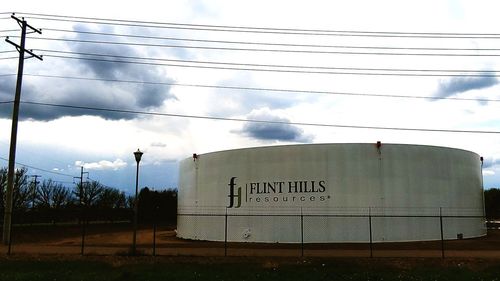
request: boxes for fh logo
[227,177,242,208]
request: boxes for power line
[87,177,118,189]
[21,73,500,103]
[41,54,500,77]
[0,100,14,104]
[25,15,403,37]
[19,100,500,134]
[16,12,500,39]
[25,36,500,57]
[51,180,77,185]
[0,51,18,54]
[0,156,75,178]
[0,57,19,60]
[38,49,500,74]
[40,27,500,52]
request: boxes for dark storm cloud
[434,75,498,99]
[0,24,177,121]
[68,24,176,109]
[0,75,15,98]
[22,88,136,120]
[238,110,312,142]
[0,74,30,119]
[0,74,147,120]
[70,25,138,80]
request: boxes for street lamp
[132,148,143,255]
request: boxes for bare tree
[52,184,71,208]
[37,179,53,208]
[12,167,31,210]
[0,167,6,210]
[74,180,104,207]
[37,179,72,208]
[96,187,126,209]
[0,167,31,210]
[126,195,135,209]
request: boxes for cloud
[483,157,500,169]
[69,24,176,105]
[434,75,498,99]
[483,170,495,176]
[236,108,313,143]
[205,72,311,116]
[0,24,177,121]
[482,157,500,177]
[75,159,128,171]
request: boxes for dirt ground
[2,223,500,258]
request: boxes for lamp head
[134,149,143,163]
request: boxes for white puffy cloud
[75,159,128,171]
[483,170,496,176]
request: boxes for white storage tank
[177,143,486,243]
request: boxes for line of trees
[138,187,177,223]
[0,167,128,211]
[485,188,500,219]
[0,167,177,224]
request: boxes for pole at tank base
[440,207,445,259]
[369,207,373,258]
[300,207,304,257]
[224,207,228,257]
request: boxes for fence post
[224,207,228,257]
[7,215,13,255]
[440,207,444,258]
[80,208,86,256]
[369,207,373,258]
[153,206,157,256]
[300,207,304,257]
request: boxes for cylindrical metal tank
[177,143,486,243]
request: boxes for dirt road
[2,224,500,258]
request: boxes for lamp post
[132,148,143,255]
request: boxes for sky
[1,0,500,193]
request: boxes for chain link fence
[1,207,496,258]
[177,206,487,258]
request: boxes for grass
[0,257,500,281]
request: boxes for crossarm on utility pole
[5,37,43,60]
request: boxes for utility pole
[29,175,41,208]
[29,175,41,226]
[74,166,88,255]
[74,167,89,206]
[2,13,43,245]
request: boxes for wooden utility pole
[29,174,41,208]
[76,166,89,255]
[2,14,42,245]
